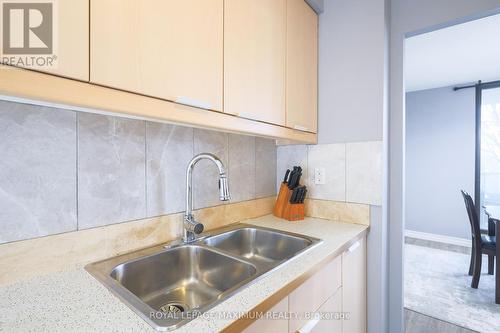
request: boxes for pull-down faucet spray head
[184,153,230,242]
[218,175,230,201]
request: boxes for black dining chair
[461,190,497,288]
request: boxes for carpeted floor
[405,244,500,333]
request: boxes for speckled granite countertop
[0,215,368,333]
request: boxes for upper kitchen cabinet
[0,0,89,81]
[54,0,89,81]
[286,0,318,133]
[90,0,223,111]
[224,0,286,126]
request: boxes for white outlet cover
[314,168,326,185]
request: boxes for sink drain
[159,302,187,313]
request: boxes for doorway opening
[404,13,500,333]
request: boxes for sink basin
[110,245,256,313]
[86,224,320,331]
[200,227,313,267]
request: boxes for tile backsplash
[0,102,77,243]
[0,100,277,244]
[78,113,147,229]
[146,122,193,216]
[277,141,382,206]
[345,141,382,204]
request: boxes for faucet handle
[184,217,204,235]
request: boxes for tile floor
[405,309,478,333]
[405,243,500,333]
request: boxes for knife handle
[290,188,298,204]
[301,188,308,203]
[283,169,290,183]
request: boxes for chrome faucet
[184,153,230,242]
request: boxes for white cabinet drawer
[289,255,341,333]
[342,238,367,333]
[295,288,342,333]
[243,297,289,333]
[312,289,342,333]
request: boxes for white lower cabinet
[243,236,366,333]
[309,289,343,333]
[243,297,289,333]
[289,256,341,332]
[342,238,367,333]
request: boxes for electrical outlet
[314,168,326,185]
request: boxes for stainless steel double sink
[86,224,321,331]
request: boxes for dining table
[482,205,500,304]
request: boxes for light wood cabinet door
[242,297,289,333]
[342,238,367,333]
[0,0,89,81]
[224,0,286,125]
[90,0,223,111]
[286,0,318,133]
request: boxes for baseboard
[405,229,471,248]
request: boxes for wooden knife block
[282,202,305,221]
[273,183,291,217]
[274,183,305,221]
